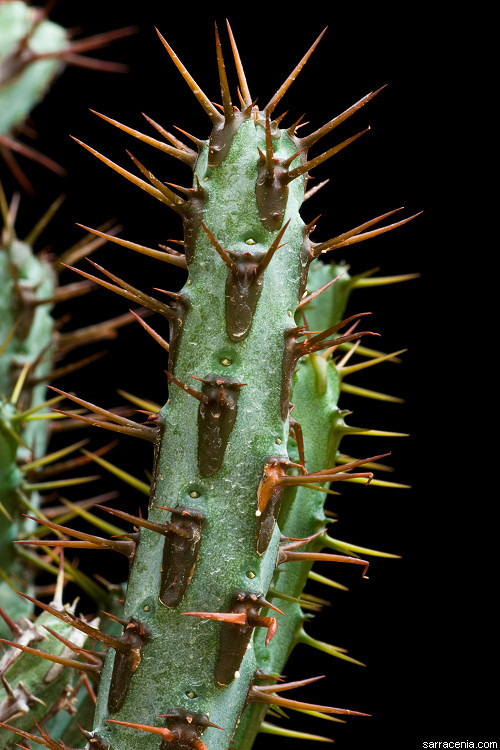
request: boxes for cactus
[0,7,424,750]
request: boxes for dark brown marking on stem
[208,109,250,168]
[196,375,246,476]
[224,250,265,342]
[280,328,300,420]
[228,222,289,341]
[182,178,208,266]
[201,220,288,342]
[298,225,317,299]
[214,591,281,686]
[159,506,205,608]
[165,293,190,373]
[256,457,305,554]
[107,708,221,749]
[182,592,282,686]
[148,412,165,511]
[159,707,223,749]
[255,113,290,231]
[78,727,111,749]
[108,619,151,713]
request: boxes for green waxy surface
[91,115,309,749]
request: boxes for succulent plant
[0,5,429,749]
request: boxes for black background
[3,3,494,749]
